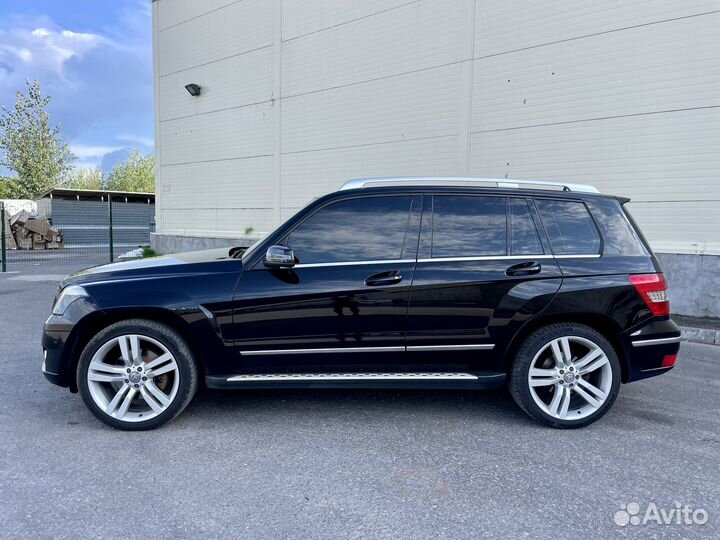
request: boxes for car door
[229,194,422,372]
[405,194,563,372]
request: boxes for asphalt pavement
[0,267,718,539]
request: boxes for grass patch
[141,247,160,258]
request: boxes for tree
[0,176,22,198]
[105,150,155,192]
[0,80,75,198]
[63,167,103,190]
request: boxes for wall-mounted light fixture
[185,83,202,97]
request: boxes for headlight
[52,285,89,315]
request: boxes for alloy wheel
[86,334,180,422]
[527,335,612,421]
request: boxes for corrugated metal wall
[49,200,155,248]
[153,0,720,253]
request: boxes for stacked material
[6,211,64,250]
[2,211,16,249]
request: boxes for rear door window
[431,196,507,258]
[535,199,601,255]
[509,198,543,255]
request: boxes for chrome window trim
[294,259,414,269]
[554,254,601,259]
[239,344,495,355]
[417,255,552,263]
[415,254,601,263]
[631,336,682,348]
[290,254,602,268]
[227,372,480,382]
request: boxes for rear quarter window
[535,199,601,255]
[585,198,649,256]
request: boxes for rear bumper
[624,318,682,382]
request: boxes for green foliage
[141,246,160,258]
[0,80,75,198]
[0,176,22,198]
[106,150,155,193]
[63,167,103,190]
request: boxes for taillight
[661,354,678,368]
[629,273,669,316]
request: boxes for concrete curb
[680,326,720,346]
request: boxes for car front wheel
[509,323,621,428]
[77,319,198,430]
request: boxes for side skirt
[205,372,506,390]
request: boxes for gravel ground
[0,268,718,540]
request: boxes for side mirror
[263,245,295,268]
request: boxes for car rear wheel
[77,319,197,430]
[509,323,621,428]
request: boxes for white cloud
[117,133,154,147]
[70,144,121,159]
[22,25,106,76]
[0,44,34,64]
[73,160,103,170]
[0,2,153,172]
[17,47,32,62]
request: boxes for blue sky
[0,0,153,171]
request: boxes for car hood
[59,247,244,288]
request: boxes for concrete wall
[657,253,720,319]
[150,233,256,255]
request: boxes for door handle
[365,270,403,286]
[505,261,542,276]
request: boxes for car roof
[341,176,599,193]
[334,177,624,202]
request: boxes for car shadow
[179,386,533,429]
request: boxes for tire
[77,319,198,430]
[509,323,621,429]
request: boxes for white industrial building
[151,0,720,317]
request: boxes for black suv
[42,177,681,430]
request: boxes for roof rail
[339,177,600,194]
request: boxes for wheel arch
[501,313,630,383]
[64,307,205,392]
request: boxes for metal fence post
[108,195,114,263]
[1,202,6,273]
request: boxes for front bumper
[41,296,101,390]
[42,314,74,387]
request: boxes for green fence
[0,192,155,272]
